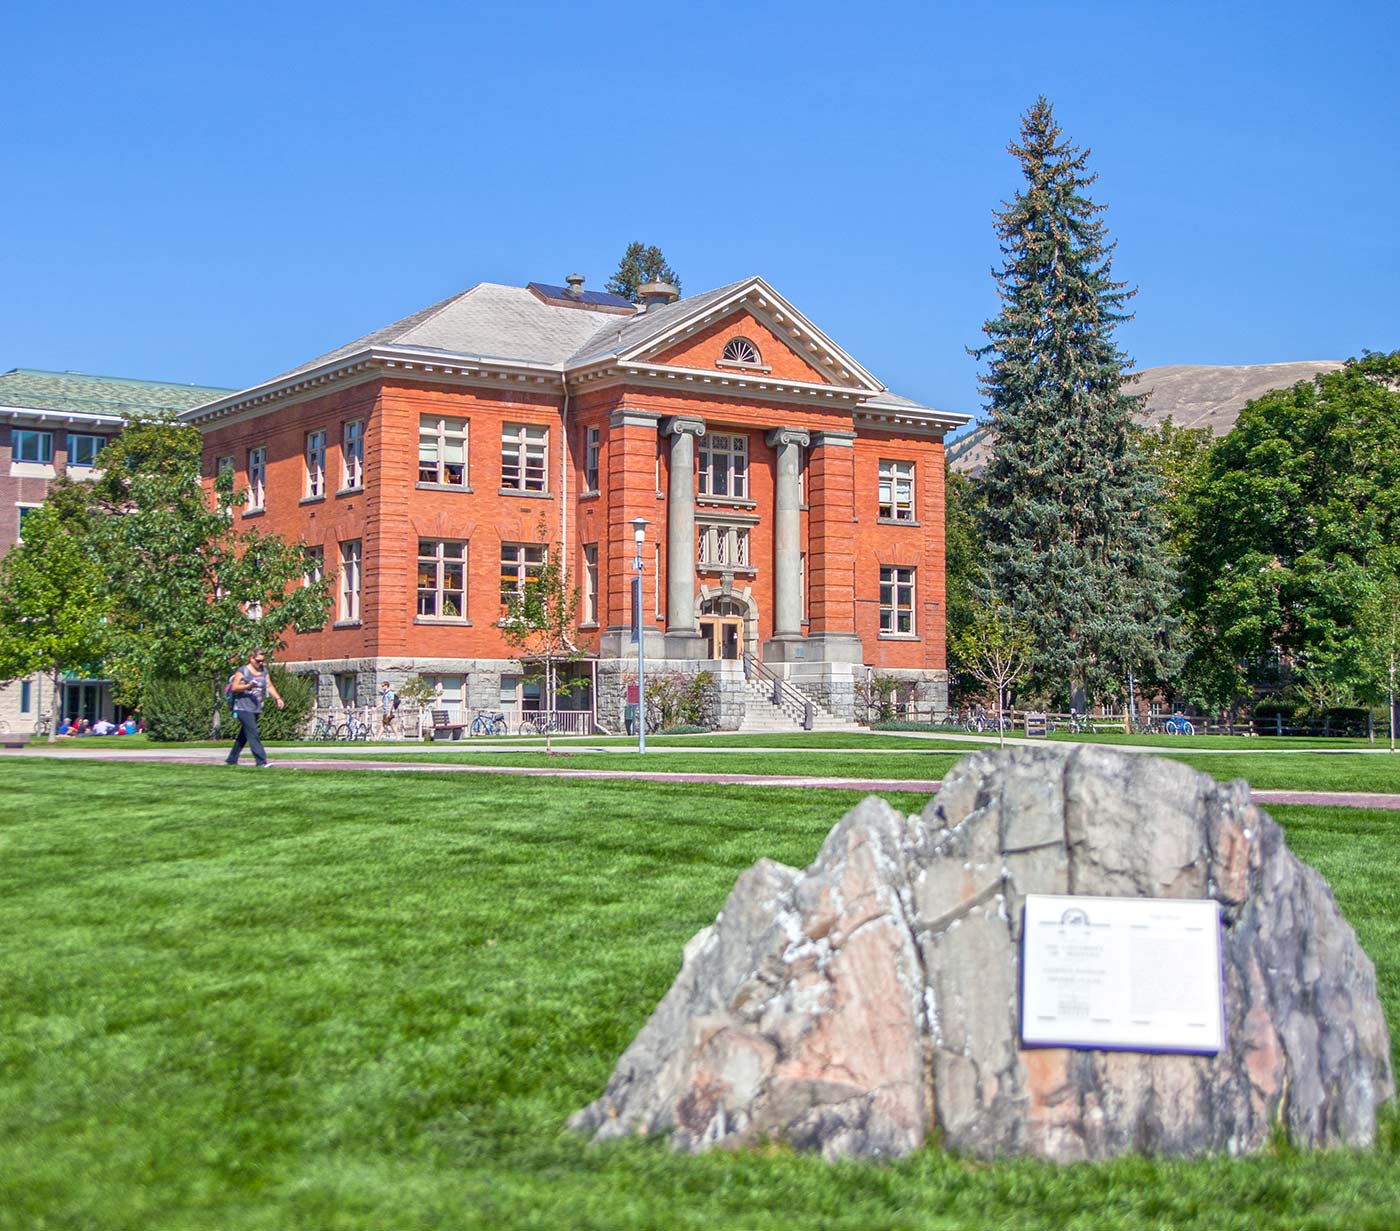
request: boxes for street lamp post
[632,517,648,755]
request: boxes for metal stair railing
[742,655,814,731]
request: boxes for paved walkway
[13,746,1400,809]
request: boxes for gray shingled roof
[276,283,644,380]
[0,368,232,418]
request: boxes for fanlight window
[721,337,761,366]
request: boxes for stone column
[765,427,810,639]
[662,417,705,637]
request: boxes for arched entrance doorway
[699,595,748,661]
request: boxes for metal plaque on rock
[1021,894,1224,1054]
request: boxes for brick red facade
[190,280,967,724]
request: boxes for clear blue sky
[4,0,1397,421]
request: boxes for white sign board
[1021,894,1224,1054]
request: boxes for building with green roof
[1,367,233,733]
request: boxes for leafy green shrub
[144,676,223,742]
[145,667,315,742]
[255,669,316,740]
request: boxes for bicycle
[518,712,560,737]
[335,712,370,741]
[471,710,509,737]
[311,714,338,741]
[1164,714,1196,736]
[964,709,989,734]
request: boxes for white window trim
[879,565,917,636]
[66,432,105,469]
[418,415,469,488]
[339,540,362,623]
[12,429,53,465]
[417,539,469,621]
[342,419,365,491]
[247,447,267,511]
[305,431,326,499]
[582,543,599,624]
[698,433,749,500]
[878,459,916,522]
[584,426,600,494]
[499,542,547,608]
[501,423,548,494]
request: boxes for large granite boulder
[570,746,1393,1162]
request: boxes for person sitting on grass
[91,717,117,736]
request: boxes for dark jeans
[226,709,267,765]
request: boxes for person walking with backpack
[379,681,399,737]
[225,648,284,767]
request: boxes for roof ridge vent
[564,272,587,299]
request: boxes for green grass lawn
[287,746,1400,794]
[1,761,1397,1230]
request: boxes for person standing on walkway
[226,649,284,767]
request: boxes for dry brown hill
[946,360,1343,475]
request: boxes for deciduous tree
[501,526,584,755]
[1181,352,1400,707]
[92,416,332,736]
[0,484,108,741]
[951,592,1034,748]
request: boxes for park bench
[0,731,33,750]
[429,709,466,741]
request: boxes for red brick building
[185,276,968,729]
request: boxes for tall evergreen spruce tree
[974,98,1176,705]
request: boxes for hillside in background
[946,360,1344,474]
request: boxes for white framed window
[342,419,364,490]
[417,539,467,618]
[654,544,663,619]
[500,542,546,608]
[800,551,807,621]
[879,566,916,635]
[245,600,263,620]
[13,430,53,464]
[419,415,468,486]
[584,426,600,493]
[247,447,266,510]
[583,544,599,623]
[721,337,761,365]
[339,539,362,622]
[878,459,915,521]
[66,433,105,468]
[302,544,325,627]
[501,423,547,493]
[305,431,326,498]
[215,455,235,479]
[20,680,31,713]
[17,505,40,541]
[336,673,358,707]
[697,523,751,568]
[698,433,748,499]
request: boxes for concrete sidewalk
[11,746,1400,809]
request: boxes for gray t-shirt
[231,665,267,714]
